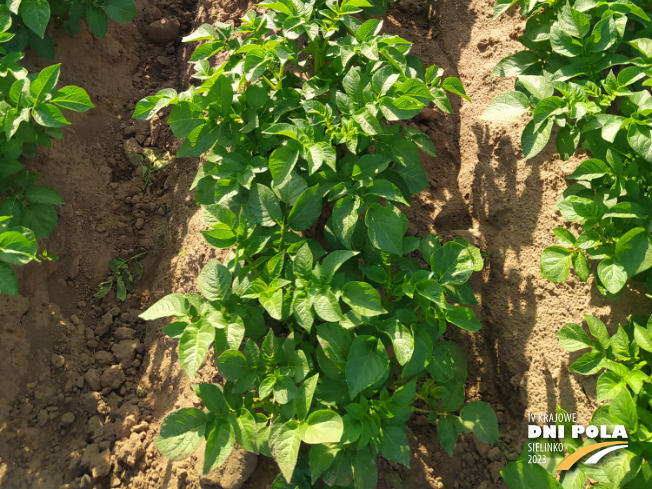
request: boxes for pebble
[101,365,126,390]
[84,369,101,392]
[80,474,92,489]
[60,412,75,427]
[68,256,80,279]
[81,444,112,479]
[156,56,171,66]
[143,7,162,23]
[146,18,180,44]
[112,340,138,368]
[94,351,115,366]
[124,138,142,156]
[119,414,139,438]
[473,436,492,459]
[96,312,113,337]
[489,461,505,483]
[487,446,502,461]
[131,421,148,433]
[114,327,135,341]
[51,354,65,368]
[37,409,49,426]
[87,415,104,436]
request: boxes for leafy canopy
[136,0,498,487]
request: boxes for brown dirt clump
[1,0,646,488]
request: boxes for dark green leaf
[345,335,390,398]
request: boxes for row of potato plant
[0,7,94,295]
[136,0,499,487]
[1,0,137,60]
[485,0,652,298]
[486,0,652,487]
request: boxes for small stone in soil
[146,18,180,44]
[60,412,75,427]
[114,327,135,341]
[51,354,65,368]
[156,56,171,66]
[84,369,102,392]
[95,312,113,337]
[487,446,502,461]
[123,138,142,157]
[101,365,126,390]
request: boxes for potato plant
[486,1,652,487]
[504,314,652,488]
[136,0,498,486]
[0,13,94,295]
[0,0,137,59]
[483,0,652,297]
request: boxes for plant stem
[262,75,276,90]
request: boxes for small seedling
[128,147,172,187]
[95,249,146,301]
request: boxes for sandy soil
[1,0,648,488]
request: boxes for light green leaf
[155,408,208,461]
[271,420,302,483]
[341,281,386,317]
[140,293,189,320]
[557,323,592,352]
[203,418,235,474]
[198,260,231,301]
[615,227,652,278]
[541,246,572,283]
[301,410,344,444]
[479,91,530,121]
[597,257,627,294]
[460,401,499,444]
[178,319,214,378]
[522,118,553,159]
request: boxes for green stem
[262,75,276,90]
[276,65,285,90]
[413,407,430,414]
